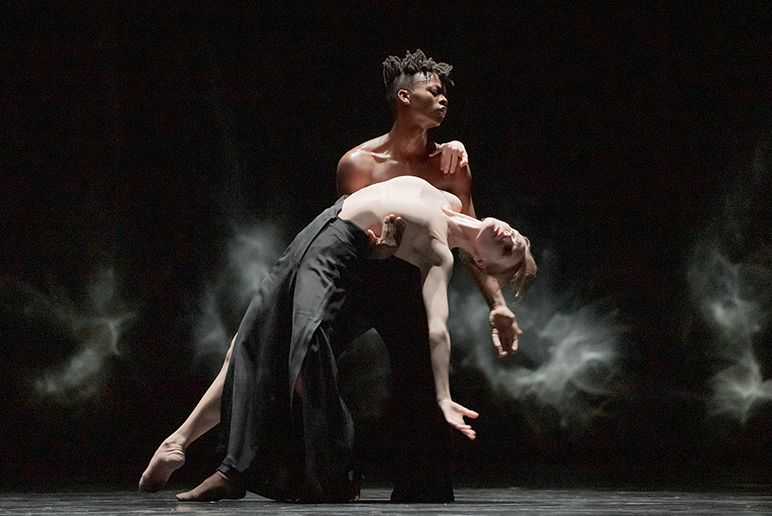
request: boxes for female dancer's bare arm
[421,245,478,440]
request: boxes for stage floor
[2,487,772,515]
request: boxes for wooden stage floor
[2,487,772,515]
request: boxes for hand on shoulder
[429,140,469,175]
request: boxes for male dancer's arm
[447,164,523,356]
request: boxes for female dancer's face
[474,218,528,273]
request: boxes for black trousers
[355,258,454,503]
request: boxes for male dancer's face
[403,73,448,127]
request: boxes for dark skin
[337,72,521,354]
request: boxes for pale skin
[337,176,529,439]
[140,69,518,496]
[140,177,531,497]
[138,338,236,493]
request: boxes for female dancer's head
[471,218,537,295]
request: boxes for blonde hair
[472,237,537,297]
[506,245,537,296]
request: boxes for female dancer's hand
[438,398,479,440]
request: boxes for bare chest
[370,158,456,195]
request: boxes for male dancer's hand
[430,140,469,175]
[490,305,521,356]
[368,214,406,259]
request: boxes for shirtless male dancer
[333,50,524,502]
[139,50,525,503]
[339,51,522,353]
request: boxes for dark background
[1,2,771,491]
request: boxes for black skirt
[218,198,370,502]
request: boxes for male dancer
[139,50,524,503]
[339,50,521,353]
[334,49,523,503]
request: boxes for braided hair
[382,49,453,114]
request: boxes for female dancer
[140,175,536,502]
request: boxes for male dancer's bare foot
[176,470,246,502]
[138,440,186,493]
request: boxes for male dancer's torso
[337,134,473,216]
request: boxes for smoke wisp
[689,136,772,424]
[690,248,772,423]
[448,252,625,432]
[192,221,285,373]
[4,268,136,404]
